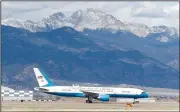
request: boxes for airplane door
[136,91,138,95]
[113,89,116,94]
[72,85,80,91]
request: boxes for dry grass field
[1,98,179,111]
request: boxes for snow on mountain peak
[2,9,126,32]
[2,18,26,28]
[2,18,25,23]
[2,8,179,41]
[124,22,179,40]
[39,11,73,29]
[152,25,178,36]
[124,22,151,37]
[2,18,42,32]
[70,8,126,31]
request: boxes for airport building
[1,89,33,101]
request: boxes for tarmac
[1,99,179,111]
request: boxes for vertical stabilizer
[33,68,55,87]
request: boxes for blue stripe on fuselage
[44,92,85,97]
[44,92,148,99]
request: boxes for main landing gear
[86,100,92,103]
[133,98,139,104]
[86,96,93,103]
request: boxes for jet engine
[97,94,110,101]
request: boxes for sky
[2,1,179,29]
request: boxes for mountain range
[2,25,179,90]
[2,8,179,90]
[2,8,179,42]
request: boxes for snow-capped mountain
[2,9,126,32]
[152,25,178,35]
[124,22,151,37]
[68,9,126,31]
[39,12,74,30]
[124,22,179,39]
[2,8,179,42]
[2,19,44,32]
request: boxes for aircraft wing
[80,90,99,97]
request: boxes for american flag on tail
[38,76,43,79]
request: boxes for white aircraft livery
[33,68,149,103]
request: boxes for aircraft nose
[141,92,149,98]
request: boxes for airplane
[33,68,149,103]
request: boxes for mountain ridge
[2,8,179,42]
[2,25,179,89]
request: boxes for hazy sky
[2,1,179,29]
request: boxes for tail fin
[33,68,55,87]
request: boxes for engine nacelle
[97,94,110,101]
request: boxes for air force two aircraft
[33,68,149,103]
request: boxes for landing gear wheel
[86,100,92,103]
